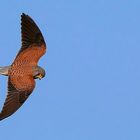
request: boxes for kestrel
[0,13,46,121]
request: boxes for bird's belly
[9,64,33,76]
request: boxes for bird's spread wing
[0,76,35,121]
[14,13,46,65]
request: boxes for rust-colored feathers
[0,13,46,120]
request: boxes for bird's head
[32,66,46,80]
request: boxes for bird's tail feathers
[0,66,10,76]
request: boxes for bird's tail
[0,66,10,76]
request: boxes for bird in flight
[0,13,46,121]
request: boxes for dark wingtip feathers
[17,13,46,55]
[20,13,46,53]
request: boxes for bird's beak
[36,74,43,80]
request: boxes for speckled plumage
[0,13,46,121]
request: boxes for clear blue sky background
[0,0,140,139]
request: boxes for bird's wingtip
[21,13,28,18]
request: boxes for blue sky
[0,0,140,139]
